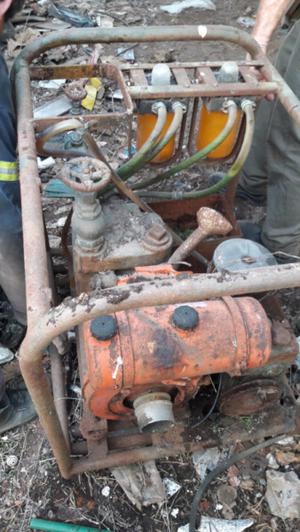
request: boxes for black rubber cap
[90,316,118,341]
[172,305,199,331]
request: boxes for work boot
[0,371,36,434]
[0,298,26,350]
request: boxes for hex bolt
[169,207,233,264]
[172,305,199,330]
[90,316,118,341]
[142,223,172,252]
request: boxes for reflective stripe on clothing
[0,161,17,181]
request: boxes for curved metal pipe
[36,119,105,159]
[22,262,300,358]
[118,102,167,179]
[14,26,263,64]
[134,101,237,191]
[140,100,254,199]
[12,25,300,126]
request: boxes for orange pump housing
[81,296,271,420]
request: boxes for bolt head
[90,316,118,341]
[147,224,167,242]
[172,305,199,331]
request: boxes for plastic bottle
[196,62,242,159]
[136,64,176,164]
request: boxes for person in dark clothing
[239,0,300,258]
[0,0,35,433]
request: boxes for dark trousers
[0,56,26,324]
[240,21,300,256]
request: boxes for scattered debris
[7,27,41,58]
[34,94,73,119]
[163,477,182,498]
[118,145,136,161]
[37,156,55,170]
[227,464,240,487]
[160,0,216,15]
[48,2,96,27]
[6,455,18,468]
[101,486,111,498]
[237,16,255,28]
[38,79,66,90]
[117,46,136,62]
[266,453,279,469]
[81,78,104,111]
[111,88,124,100]
[266,469,300,519]
[276,436,295,446]
[96,15,114,28]
[178,517,254,532]
[111,461,165,510]
[192,447,224,480]
[171,508,180,518]
[217,485,237,519]
[275,449,300,466]
[44,179,75,198]
[239,454,267,480]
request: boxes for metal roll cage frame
[13,25,300,478]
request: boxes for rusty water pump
[13,25,300,478]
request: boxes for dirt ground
[1,0,300,531]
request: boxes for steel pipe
[50,345,70,451]
[13,25,300,126]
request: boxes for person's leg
[0,55,26,323]
[261,21,300,255]
[239,21,299,205]
[238,99,272,202]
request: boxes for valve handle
[60,156,111,193]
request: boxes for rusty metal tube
[261,57,300,125]
[22,262,300,358]
[15,64,51,325]
[14,26,263,64]
[13,25,300,126]
[50,345,70,451]
[15,55,72,479]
